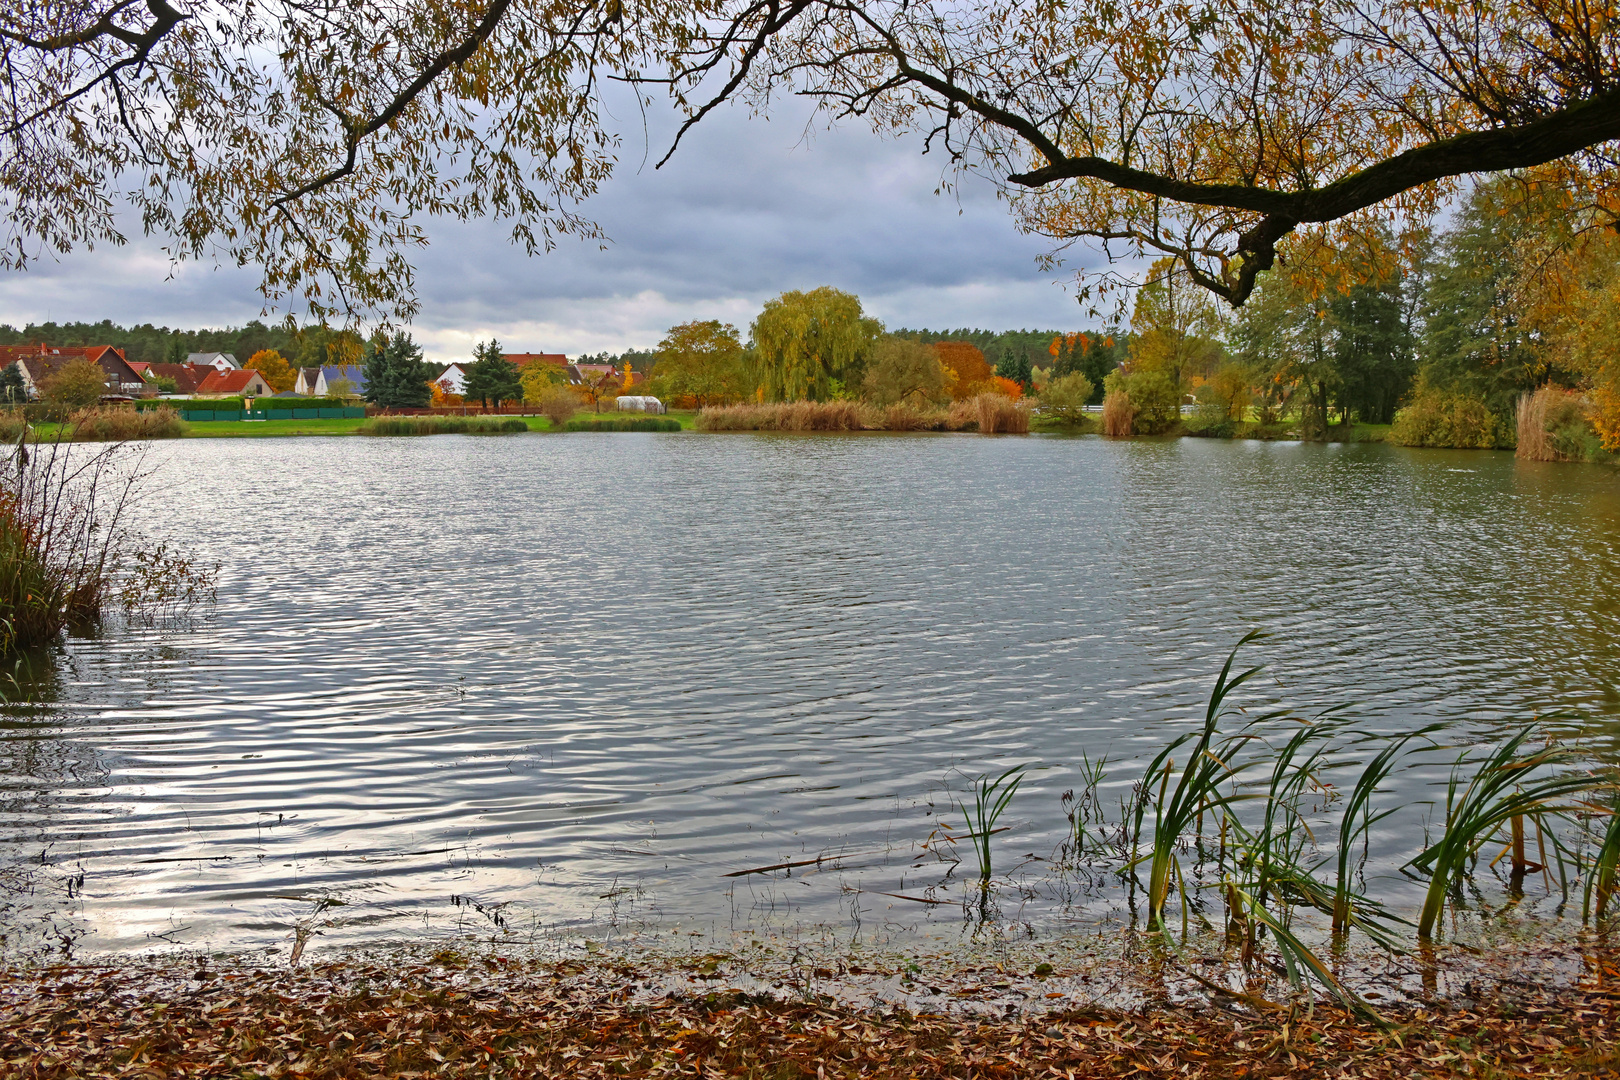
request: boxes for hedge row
[565,416,682,432]
[137,397,246,412]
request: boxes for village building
[187,352,240,373]
[196,368,273,398]
[313,364,367,397]
[142,363,212,395]
[0,344,149,399]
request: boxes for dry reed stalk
[68,406,187,441]
[696,401,874,431]
[1103,389,1135,436]
[881,403,945,431]
[974,393,1030,434]
[1516,388,1557,461]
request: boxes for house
[196,368,273,398]
[142,363,212,395]
[435,352,575,394]
[314,364,367,397]
[293,367,321,395]
[187,352,239,373]
[0,344,149,399]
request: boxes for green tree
[362,332,434,408]
[39,358,107,409]
[1039,371,1096,424]
[1330,281,1414,425]
[1420,177,1567,419]
[651,320,750,407]
[863,337,947,405]
[994,344,1032,387]
[462,339,522,408]
[751,287,881,401]
[0,362,25,404]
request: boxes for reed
[68,406,188,441]
[1406,728,1592,940]
[882,403,946,431]
[1586,800,1620,922]
[974,393,1031,434]
[957,764,1027,887]
[1516,388,1557,461]
[696,401,875,431]
[1102,389,1134,436]
[359,416,528,435]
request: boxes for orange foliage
[934,341,996,400]
[989,375,1023,400]
[429,380,463,407]
[1049,332,1114,358]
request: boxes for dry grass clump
[1102,388,1135,435]
[0,412,26,443]
[882,402,946,431]
[974,392,1030,434]
[697,400,873,431]
[1517,386,1603,462]
[68,406,188,441]
[699,398,1032,434]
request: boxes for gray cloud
[0,95,1100,359]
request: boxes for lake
[3,433,1618,958]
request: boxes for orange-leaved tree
[934,342,996,400]
[244,349,295,392]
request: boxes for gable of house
[187,352,240,373]
[197,368,272,397]
[314,365,367,396]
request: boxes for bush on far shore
[696,395,1028,434]
[358,416,528,435]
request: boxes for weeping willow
[750,287,880,401]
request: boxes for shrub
[358,416,529,435]
[565,416,682,432]
[1390,385,1504,448]
[1121,369,1182,433]
[0,412,27,443]
[974,392,1030,434]
[1183,408,1237,438]
[68,406,188,441]
[533,384,578,428]
[1038,372,1095,425]
[1102,388,1135,436]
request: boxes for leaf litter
[4,936,1620,1078]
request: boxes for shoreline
[3,936,1615,1077]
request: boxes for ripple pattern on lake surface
[3,434,1618,955]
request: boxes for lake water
[3,433,1618,959]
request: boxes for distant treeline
[890,327,1128,372]
[0,319,306,367]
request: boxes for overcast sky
[0,97,1106,362]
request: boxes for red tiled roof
[143,363,211,394]
[0,343,125,366]
[197,368,267,395]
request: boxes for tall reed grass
[0,431,214,653]
[696,401,874,431]
[696,397,1029,434]
[359,416,529,435]
[1042,634,1618,1014]
[1102,389,1134,436]
[68,406,188,441]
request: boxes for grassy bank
[2,940,1615,1079]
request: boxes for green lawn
[174,409,699,437]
